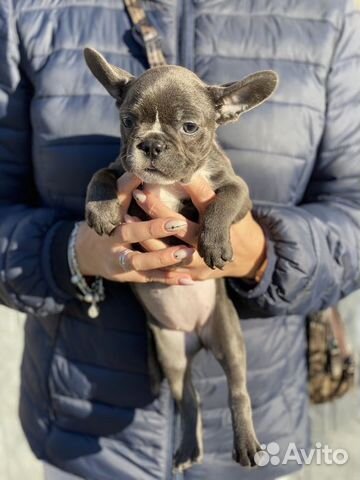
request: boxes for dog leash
[123,0,167,68]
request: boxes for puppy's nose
[137,139,166,158]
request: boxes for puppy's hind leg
[146,323,163,397]
[148,321,203,473]
[200,279,261,467]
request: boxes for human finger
[131,191,200,246]
[112,215,188,244]
[140,237,168,251]
[122,214,169,251]
[116,172,142,213]
[132,189,184,219]
[125,246,195,272]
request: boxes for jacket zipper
[177,0,194,70]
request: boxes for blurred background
[0,290,359,480]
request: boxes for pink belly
[133,280,217,332]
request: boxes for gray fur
[83,47,278,472]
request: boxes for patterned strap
[308,308,356,404]
[123,0,167,67]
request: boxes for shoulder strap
[123,0,167,68]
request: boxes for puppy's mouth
[137,166,172,183]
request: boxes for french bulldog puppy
[83,47,278,472]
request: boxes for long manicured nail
[179,277,195,285]
[174,248,193,260]
[124,214,134,223]
[165,220,187,232]
[133,190,146,203]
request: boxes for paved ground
[0,291,359,480]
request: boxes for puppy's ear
[208,70,278,125]
[84,47,134,101]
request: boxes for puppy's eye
[182,122,199,134]
[122,116,134,129]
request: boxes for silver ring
[118,248,133,271]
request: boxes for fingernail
[133,190,146,203]
[165,220,187,232]
[179,277,195,286]
[174,248,192,260]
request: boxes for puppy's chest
[143,183,189,213]
[142,166,215,214]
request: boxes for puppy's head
[84,47,278,184]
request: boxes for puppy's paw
[173,443,203,473]
[198,229,233,270]
[85,199,122,236]
[232,433,262,468]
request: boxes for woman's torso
[13,1,345,478]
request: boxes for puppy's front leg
[201,279,261,467]
[85,162,124,235]
[198,178,251,269]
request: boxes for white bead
[84,293,93,303]
[71,275,80,284]
[88,304,99,318]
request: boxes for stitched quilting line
[16,2,126,14]
[196,53,327,69]
[197,11,341,32]
[222,147,308,163]
[30,47,137,59]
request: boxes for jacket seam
[196,54,327,69]
[53,352,148,377]
[266,99,323,114]
[332,54,360,66]
[53,351,149,376]
[31,48,134,58]
[320,142,360,154]
[54,313,147,336]
[35,92,110,99]
[17,3,125,14]
[50,392,161,418]
[197,12,341,31]
[221,146,308,163]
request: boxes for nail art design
[133,190,146,203]
[165,220,187,231]
[174,249,190,260]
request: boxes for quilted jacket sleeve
[0,5,77,316]
[229,4,360,317]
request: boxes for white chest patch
[142,165,215,212]
[143,183,188,212]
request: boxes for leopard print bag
[307,307,356,404]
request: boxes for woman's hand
[75,173,195,286]
[131,176,267,282]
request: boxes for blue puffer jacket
[1,1,360,479]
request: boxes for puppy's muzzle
[137,137,166,161]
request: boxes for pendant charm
[88,303,99,318]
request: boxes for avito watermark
[254,441,349,466]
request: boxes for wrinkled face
[118,68,216,184]
[84,47,279,184]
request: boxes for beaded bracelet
[67,222,105,318]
